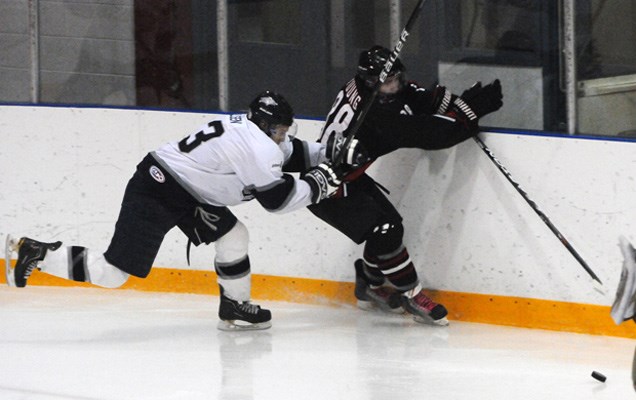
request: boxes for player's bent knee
[96,267,130,288]
[215,220,249,263]
[88,253,131,288]
[365,221,405,255]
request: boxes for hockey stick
[473,135,602,284]
[334,0,427,166]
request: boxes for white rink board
[1,105,635,307]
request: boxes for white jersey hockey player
[611,235,636,391]
[5,91,343,330]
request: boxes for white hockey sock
[215,221,251,302]
[218,273,252,302]
[40,246,129,288]
[216,254,252,302]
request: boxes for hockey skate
[217,286,272,331]
[5,234,62,288]
[611,236,636,324]
[354,259,404,313]
[401,286,449,326]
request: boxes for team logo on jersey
[149,165,165,183]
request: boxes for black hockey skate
[354,259,404,313]
[217,286,272,331]
[401,286,449,326]
[5,235,62,288]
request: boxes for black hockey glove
[450,79,503,127]
[325,132,371,168]
[302,163,343,203]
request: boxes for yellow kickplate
[0,259,633,338]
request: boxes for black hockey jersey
[318,77,476,160]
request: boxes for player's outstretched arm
[449,79,503,129]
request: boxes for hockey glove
[427,83,455,114]
[325,132,371,168]
[302,163,343,203]
[450,79,503,127]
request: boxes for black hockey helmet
[357,45,406,89]
[247,91,294,136]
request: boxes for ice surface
[0,287,633,400]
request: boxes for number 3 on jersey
[178,120,225,153]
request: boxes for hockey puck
[591,371,607,382]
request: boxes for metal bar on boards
[390,0,402,43]
[562,0,577,135]
[217,0,229,111]
[28,0,40,103]
[330,0,346,68]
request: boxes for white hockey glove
[325,132,371,168]
[302,163,343,203]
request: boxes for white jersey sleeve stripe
[252,174,296,212]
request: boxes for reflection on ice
[0,287,633,400]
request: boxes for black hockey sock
[356,259,385,286]
[364,246,418,291]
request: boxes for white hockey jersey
[153,113,320,213]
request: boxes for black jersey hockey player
[309,45,503,325]
[5,91,341,331]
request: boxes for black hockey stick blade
[334,0,427,166]
[473,135,602,285]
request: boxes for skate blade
[217,320,272,331]
[5,234,17,287]
[356,300,405,314]
[413,314,450,327]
